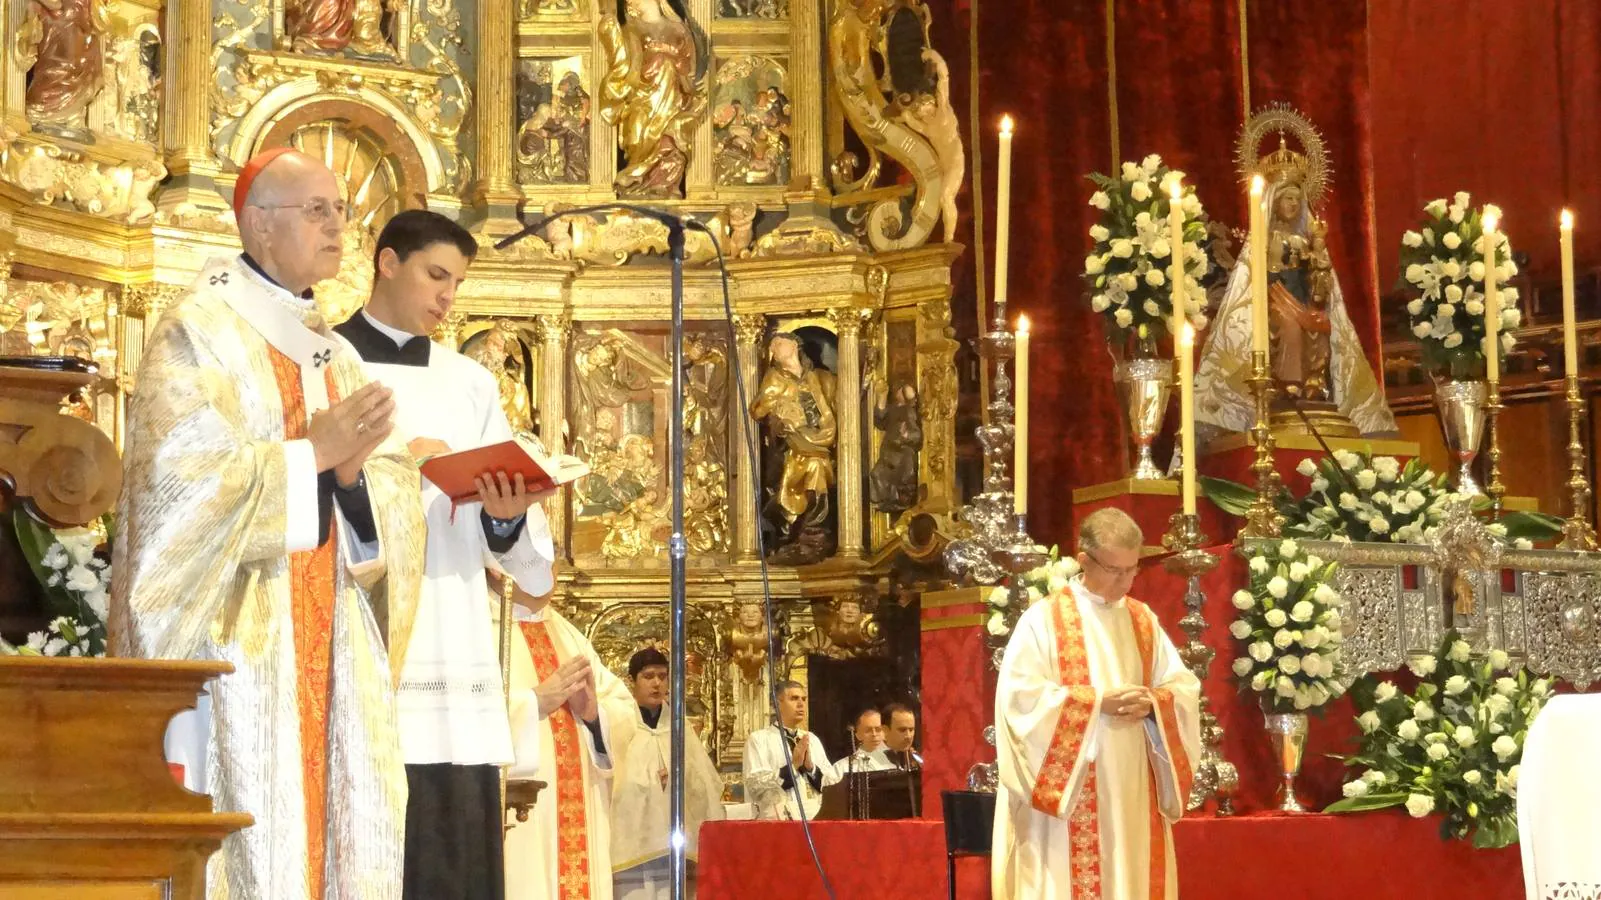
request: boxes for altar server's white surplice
[1519,693,1601,900]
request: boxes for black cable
[685,218,840,900]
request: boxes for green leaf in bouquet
[1199,476,1257,517]
[1324,792,1407,814]
[1498,510,1564,542]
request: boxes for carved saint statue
[725,601,771,748]
[868,381,922,514]
[598,0,708,198]
[467,327,535,435]
[1194,111,1397,440]
[286,0,390,54]
[750,332,837,564]
[22,0,108,130]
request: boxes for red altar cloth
[1131,543,1364,814]
[697,814,1524,899]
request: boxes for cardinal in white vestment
[610,647,727,899]
[503,585,637,900]
[743,681,841,820]
[993,508,1200,900]
[333,210,564,900]
[112,149,426,899]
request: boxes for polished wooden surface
[0,657,252,899]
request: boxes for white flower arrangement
[985,546,1081,638]
[1328,631,1546,849]
[1399,192,1519,379]
[1231,538,1346,713]
[0,511,110,658]
[1084,155,1211,347]
[1287,451,1455,545]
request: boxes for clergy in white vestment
[882,703,924,771]
[610,647,727,899]
[1519,692,1591,900]
[112,148,426,899]
[332,210,563,900]
[742,681,841,819]
[993,508,1201,900]
[842,708,897,773]
[503,583,637,900]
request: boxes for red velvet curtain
[1371,0,1601,294]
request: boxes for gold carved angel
[598,0,708,198]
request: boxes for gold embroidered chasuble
[111,255,426,899]
[993,582,1201,900]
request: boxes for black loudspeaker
[940,790,996,900]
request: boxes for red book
[418,441,590,504]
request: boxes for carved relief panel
[516,56,592,186]
[711,55,790,188]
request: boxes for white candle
[1014,314,1030,515]
[1168,181,1187,343]
[1484,211,1501,383]
[1180,323,1197,516]
[1250,175,1269,356]
[1562,210,1577,375]
[995,117,1014,310]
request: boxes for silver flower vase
[1114,357,1173,480]
[1435,379,1488,496]
[1263,712,1308,813]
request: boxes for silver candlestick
[1161,513,1236,816]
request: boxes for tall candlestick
[1168,181,1187,341]
[1179,323,1197,515]
[1249,175,1268,355]
[994,116,1014,316]
[1562,210,1578,375]
[1484,211,1501,384]
[1014,314,1030,515]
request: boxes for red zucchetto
[231,147,299,218]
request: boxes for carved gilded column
[789,0,825,187]
[534,314,571,555]
[159,0,223,208]
[434,311,468,350]
[475,0,520,230]
[733,314,765,561]
[686,0,715,197]
[830,307,864,557]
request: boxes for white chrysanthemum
[1425,742,1450,762]
[1437,303,1457,319]
[1232,589,1255,611]
[1355,470,1377,491]
[1251,670,1273,692]
[1297,458,1318,477]
[1342,779,1370,799]
[1275,676,1296,698]
[1142,299,1162,316]
[1301,627,1325,650]
[1463,770,1484,786]
[1454,725,1478,748]
[1357,710,1381,733]
[1441,260,1462,278]
[1089,224,1110,242]
[1114,309,1133,328]
[1444,675,1471,696]
[1249,556,1269,574]
[1375,681,1399,703]
[1110,238,1134,258]
[1492,735,1519,762]
[1413,701,1435,722]
[1443,231,1462,250]
[1443,332,1464,348]
[1488,649,1511,672]
[1085,254,1107,276]
[1272,628,1294,650]
[1145,269,1166,288]
[1090,294,1110,312]
[1447,640,1473,663]
[1289,562,1310,583]
[1405,794,1436,818]
[1130,180,1152,202]
[1264,608,1288,629]
[1333,451,1360,472]
[1469,260,1486,282]
[1369,516,1391,535]
[1229,620,1253,640]
[1232,657,1254,677]
[1290,600,1315,623]
[1090,191,1111,209]
[1397,719,1421,742]
[1406,298,1424,316]
[1249,641,1273,663]
[1339,492,1358,511]
[1405,263,1428,286]
[1266,577,1289,600]
[1121,161,1142,181]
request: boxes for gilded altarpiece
[0,0,964,769]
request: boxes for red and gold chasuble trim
[1030,590,1102,897]
[269,348,340,900]
[1126,597,1191,900]
[519,620,593,900]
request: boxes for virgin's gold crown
[1259,136,1312,190]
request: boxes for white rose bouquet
[1327,631,1547,849]
[1399,192,1519,380]
[1230,538,1346,713]
[0,510,110,657]
[985,545,1081,638]
[1084,154,1212,352]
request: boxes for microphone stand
[498,204,693,900]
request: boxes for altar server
[112,148,425,898]
[332,209,560,900]
[503,579,637,900]
[743,681,840,819]
[993,508,1200,900]
[610,647,727,899]
[1519,693,1595,900]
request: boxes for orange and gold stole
[1030,591,1102,898]
[269,348,340,900]
[1128,597,1194,900]
[519,619,592,900]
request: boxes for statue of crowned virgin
[1194,107,1397,443]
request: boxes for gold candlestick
[1242,349,1283,539]
[1486,379,1505,519]
[1561,373,1597,550]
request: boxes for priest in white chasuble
[111,148,426,899]
[993,508,1201,900]
[332,209,560,900]
[503,580,637,900]
[610,647,727,899]
[742,681,841,820]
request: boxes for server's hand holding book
[415,437,590,505]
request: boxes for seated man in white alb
[842,708,897,773]
[742,681,839,819]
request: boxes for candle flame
[1169,180,1183,202]
[1483,210,1500,234]
[1250,174,1265,196]
[1562,209,1575,230]
[1180,323,1195,348]
[1000,115,1014,136]
[1017,314,1030,335]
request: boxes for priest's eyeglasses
[1084,550,1139,579]
[252,199,352,224]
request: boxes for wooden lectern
[0,656,250,898]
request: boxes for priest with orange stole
[502,577,637,900]
[112,148,425,899]
[992,508,1200,900]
